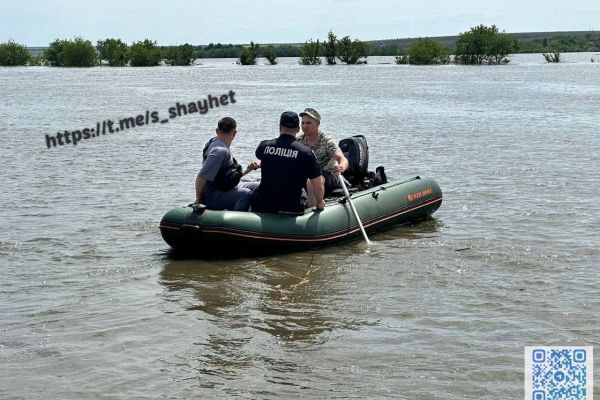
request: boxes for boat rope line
[160,195,442,243]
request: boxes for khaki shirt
[297,130,339,174]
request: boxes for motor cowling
[339,135,369,185]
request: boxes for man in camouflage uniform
[298,108,349,201]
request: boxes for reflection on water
[159,252,373,339]
[158,253,372,383]
[156,218,443,385]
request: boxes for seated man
[195,117,256,211]
[297,108,349,202]
[251,112,325,214]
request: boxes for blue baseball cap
[279,111,299,128]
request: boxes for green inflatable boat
[159,175,442,253]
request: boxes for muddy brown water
[1,53,598,399]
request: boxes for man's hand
[247,160,261,170]
[334,150,349,173]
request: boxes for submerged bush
[299,39,321,65]
[542,52,560,63]
[97,38,128,66]
[407,38,448,65]
[455,25,518,64]
[263,46,277,65]
[324,30,337,65]
[239,42,259,65]
[336,36,367,64]
[0,40,31,66]
[163,44,194,66]
[129,39,161,67]
[45,37,97,67]
[395,54,409,64]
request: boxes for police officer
[251,112,325,213]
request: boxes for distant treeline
[516,32,600,53]
[1,29,599,67]
[0,38,302,67]
[373,30,600,55]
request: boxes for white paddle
[338,174,372,245]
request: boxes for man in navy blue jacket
[251,112,325,214]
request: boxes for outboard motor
[339,135,369,186]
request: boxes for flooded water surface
[1,54,599,399]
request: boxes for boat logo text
[407,188,432,202]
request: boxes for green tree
[180,43,195,65]
[336,36,367,64]
[324,30,337,65]
[455,25,492,64]
[239,41,259,65]
[263,45,277,65]
[239,48,253,64]
[455,25,518,65]
[488,34,519,64]
[63,37,97,67]
[163,44,194,66]
[299,39,321,65]
[45,37,97,67]
[45,39,68,66]
[406,37,448,65]
[129,39,161,66]
[0,40,31,66]
[97,38,128,66]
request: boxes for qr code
[525,346,593,400]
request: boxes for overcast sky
[1,0,599,46]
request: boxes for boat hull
[159,176,442,253]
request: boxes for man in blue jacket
[251,112,325,214]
